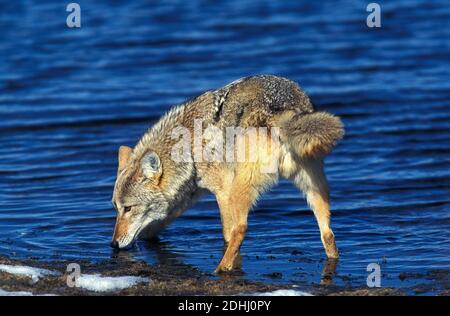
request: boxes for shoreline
[0,256,411,296]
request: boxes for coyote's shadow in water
[109,238,209,278]
[110,238,339,286]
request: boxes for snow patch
[251,289,313,296]
[0,288,56,296]
[0,288,34,296]
[76,274,149,292]
[0,264,60,283]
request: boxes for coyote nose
[110,240,119,248]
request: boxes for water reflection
[320,258,339,286]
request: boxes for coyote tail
[282,111,344,158]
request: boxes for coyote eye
[123,206,132,213]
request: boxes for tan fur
[112,214,130,242]
[215,163,259,272]
[309,192,339,258]
[118,146,132,174]
[111,75,344,272]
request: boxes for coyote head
[110,144,195,249]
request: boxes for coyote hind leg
[294,159,339,258]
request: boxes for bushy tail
[281,112,344,158]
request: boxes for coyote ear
[141,151,161,178]
[118,146,132,173]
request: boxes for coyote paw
[322,231,339,259]
[215,262,234,273]
[215,255,240,273]
[326,249,339,259]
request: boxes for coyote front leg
[216,192,233,244]
[215,180,255,273]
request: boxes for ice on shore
[251,289,313,296]
[0,264,60,283]
[0,288,34,296]
[0,263,148,293]
[0,288,56,296]
[75,274,149,292]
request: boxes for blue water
[0,0,449,294]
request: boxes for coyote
[111,75,344,272]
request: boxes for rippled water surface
[0,0,449,294]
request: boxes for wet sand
[0,256,422,296]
